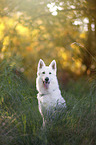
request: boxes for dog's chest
[37,93,58,110]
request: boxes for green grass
[0,60,96,145]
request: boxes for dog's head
[36,59,59,94]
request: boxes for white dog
[36,59,66,126]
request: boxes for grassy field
[0,60,96,145]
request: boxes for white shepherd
[36,59,66,126]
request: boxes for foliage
[0,0,96,80]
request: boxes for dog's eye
[42,71,45,74]
[49,72,51,74]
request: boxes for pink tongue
[44,82,49,89]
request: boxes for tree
[0,0,96,79]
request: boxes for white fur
[36,59,66,126]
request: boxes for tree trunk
[83,18,92,71]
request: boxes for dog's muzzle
[43,77,50,89]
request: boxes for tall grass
[0,59,42,145]
[0,59,96,145]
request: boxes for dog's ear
[49,60,57,74]
[38,59,45,70]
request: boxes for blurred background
[0,0,96,83]
[0,1,96,144]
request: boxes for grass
[0,59,96,145]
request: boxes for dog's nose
[45,77,49,82]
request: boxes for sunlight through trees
[0,0,96,80]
